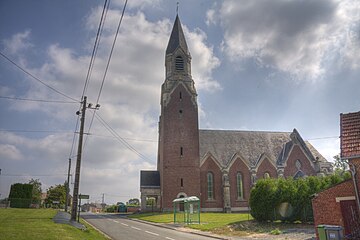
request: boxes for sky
[0,0,359,205]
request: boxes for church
[140,15,333,212]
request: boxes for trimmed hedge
[249,173,351,222]
[8,183,33,208]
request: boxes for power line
[0,51,78,102]
[2,174,67,177]
[81,0,110,100]
[85,0,128,148]
[0,95,77,104]
[0,129,72,134]
[95,112,153,162]
[306,136,339,141]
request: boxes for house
[140,14,333,213]
[312,111,360,238]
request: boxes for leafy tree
[28,178,42,203]
[127,198,140,206]
[333,154,349,176]
[45,184,66,205]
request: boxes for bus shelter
[173,196,200,224]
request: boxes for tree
[127,198,140,206]
[45,184,66,205]
[8,183,33,208]
[333,154,349,176]
[28,178,42,203]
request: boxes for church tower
[158,15,200,211]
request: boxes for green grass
[0,208,108,240]
[129,212,253,231]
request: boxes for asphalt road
[81,212,218,240]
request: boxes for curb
[126,217,228,240]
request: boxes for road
[81,212,218,240]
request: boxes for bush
[250,173,350,222]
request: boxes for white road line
[113,220,119,223]
[145,231,159,236]
[121,223,128,226]
[165,237,176,240]
[131,226,141,230]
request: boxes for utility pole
[71,96,87,221]
[65,158,71,212]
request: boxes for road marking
[121,223,128,226]
[165,237,175,240]
[131,226,141,230]
[113,220,119,223]
[145,230,159,236]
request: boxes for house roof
[166,15,188,55]
[140,170,160,187]
[340,111,360,159]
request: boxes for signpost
[77,194,89,222]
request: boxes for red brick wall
[159,84,200,210]
[256,157,277,179]
[312,180,355,239]
[229,158,251,208]
[284,145,317,177]
[200,157,223,209]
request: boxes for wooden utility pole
[71,96,87,221]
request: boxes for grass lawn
[0,208,108,240]
[129,212,253,231]
[129,212,314,237]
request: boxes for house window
[207,172,214,200]
[264,172,270,179]
[296,159,302,170]
[179,109,183,114]
[181,178,183,187]
[175,56,184,71]
[180,147,183,157]
[179,91,182,100]
[237,172,244,200]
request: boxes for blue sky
[0,0,359,204]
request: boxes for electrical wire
[84,0,128,148]
[0,129,72,133]
[95,112,153,162]
[0,95,77,103]
[0,51,78,102]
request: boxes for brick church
[140,15,333,212]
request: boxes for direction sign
[79,194,89,199]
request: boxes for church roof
[340,111,360,159]
[166,15,189,54]
[199,129,327,167]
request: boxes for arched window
[236,172,244,200]
[175,56,184,71]
[264,172,270,179]
[207,172,214,200]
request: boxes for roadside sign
[53,201,60,204]
[79,194,89,199]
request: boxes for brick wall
[312,179,355,239]
[228,157,251,208]
[200,157,223,209]
[256,157,277,179]
[159,84,200,210]
[284,145,317,177]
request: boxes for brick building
[140,15,332,212]
[312,111,360,238]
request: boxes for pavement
[53,211,86,230]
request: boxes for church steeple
[166,15,189,55]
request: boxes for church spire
[166,15,188,55]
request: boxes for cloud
[0,8,220,202]
[210,0,360,81]
[2,30,33,55]
[0,144,23,161]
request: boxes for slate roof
[166,15,189,54]
[199,129,291,166]
[199,129,327,167]
[340,111,360,159]
[140,171,160,187]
